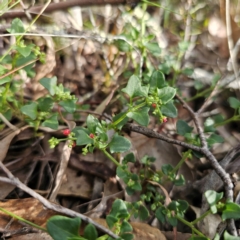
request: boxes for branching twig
[0,0,129,19]
[125,95,237,235]
[0,162,119,239]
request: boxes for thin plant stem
[102,149,120,167]
[0,207,47,232]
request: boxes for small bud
[89,133,95,139]
[62,129,71,136]
[151,103,157,108]
[72,142,76,148]
[163,117,168,123]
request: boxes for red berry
[163,117,168,123]
[151,103,157,108]
[63,129,71,136]
[89,133,95,139]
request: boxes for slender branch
[0,162,119,239]
[1,0,130,19]
[124,123,202,152]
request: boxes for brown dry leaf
[0,198,57,231]
[10,233,52,240]
[58,168,93,199]
[0,126,29,163]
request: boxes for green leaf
[110,199,129,219]
[122,153,135,164]
[149,70,166,89]
[167,201,179,211]
[205,190,223,214]
[155,207,166,223]
[108,133,131,153]
[204,118,215,132]
[223,231,240,240]
[167,215,178,226]
[83,224,98,240]
[161,101,178,118]
[119,233,134,240]
[178,200,189,212]
[0,76,11,85]
[228,97,240,109]
[42,114,59,130]
[115,39,131,52]
[116,166,128,181]
[161,164,173,175]
[20,102,38,120]
[59,99,77,113]
[127,107,149,126]
[157,87,176,104]
[120,220,132,233]
[8,18,25,33]
[47,216,81,240]
[76,130,93,145]
[122,75,147,98]
[173,175,185,186]
[37,97,54,111]
[106,215,118,229]
[138,205,149,221]
[145,42,161,55]
[222,202,240,221]
[207,133,224,147]
[40,77,57,95]
[86,115,98,133]
[176,120,193,136]
[16,44,33,57]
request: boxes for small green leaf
[120,233,134,240]
[122,75,147,98]
[157,87,176,104]
[173,175,185,186]
[138,205,149,221]
[207,133,224,147]
[40,77,57,95]
[76,130,93,145]
[127,107,149,126]
[16,44,33,57]
[155,207,166,223]
[59,99,77,113]
[113,112,129,129]
[120,220,132,233]
[123,153,135,164]
[223,231,240,240]
[116,166,128,180]
[20,102,38,120]
[205,190,223,214]
[176,120,193,136]
[0,76,11,85]
[106,215,118,229]
[86,115,98,133]
[47,216,81,240]
[83,224,98,240]
[167,201,179,211]
[178,200,189,212]
[115,39,131,52]
[161,100,178,118]
[8,18,25,33]
[108,133,131,153]
[42,114,59,130]
[38,97,54,111]
[149,70,166,89]
[145,42,161,55]
[161,164,174,175]
[110,199,129,219]
[222,202,240,221]
[167,215,178,227]
[228,97,240,109]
